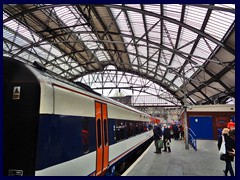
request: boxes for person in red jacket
[227,119,235,130]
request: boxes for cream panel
[109,131,153,162]
[187,104,235,112]
[39,82,54,114]
[54,86,95,117]
[35,151,96,176]
[108,103,141,121]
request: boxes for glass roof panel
[160,50,172,65]
[137,41,147,57]
[146,15,161,43]
[164,4,182,21]
[127,11,145,38]
[193,38,212,61]
[3,28,15,42]
[47,44,63,57]
[149,49,159,61]
[139,57,147,66]
[33,46,53,61]
[56,59,70,70]
[111,8,132,35]
[95,50,109,61]
[171,55,185,68]
[54,6,81,27]
[162,20,178,48]
[39,45,55,61]
[178,27,198,52]
[205,9,235,41]
[3,11,9,20]
[184,5,208,30]
[128,53,137,64]
[165,72,176,81]
[125,4,141,9]
[173,77,183,87]
[144,4,161,14]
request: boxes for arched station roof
[3,4,235,106]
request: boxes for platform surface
[122,139,235,176]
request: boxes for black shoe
[223,170,227,176]
[163,150,167,152]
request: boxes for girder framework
[3,4,235,106]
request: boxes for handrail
[188,128,197,151]
[189,128,196,137]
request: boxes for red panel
[102,104,109,174]
[95,102,102,176]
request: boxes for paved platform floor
[122,139,235,176]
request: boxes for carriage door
[95,102,109,176]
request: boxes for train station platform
[122,139,235,176]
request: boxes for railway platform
[122,139,235,176]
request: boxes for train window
[143,122,148,132]
[104,119,108,145]
[139,123,143,133]
[115,120,126,142]
[97,118,101,148]
[135,123,139,135]
[127,122,134,138]
[81,118,89,154]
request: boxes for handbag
[158,139,163,149]
[219,135,226,161]
[219,135,226,156]
[220,154,227,161]
[166,140,171,147]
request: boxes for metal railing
[188,128,197,151]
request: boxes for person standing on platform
[163,125,171,152]
[227,119,235,130]
[218,128,235,176]
[173,124,178,140]
[153,124,163,154]
[228,129,235,157]
[179,125,184,140]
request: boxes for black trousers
[225,159,234,176]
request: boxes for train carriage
[3,57,153,176]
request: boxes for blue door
[189,116,213,140]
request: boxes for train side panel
[35,81,97,175]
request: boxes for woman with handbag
[218,128,235,176]
[163,125,171,152]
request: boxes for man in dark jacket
[163,125,171,152]
[153,124,162,154]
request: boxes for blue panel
[189,116,213,140]
[36,114,96,170]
